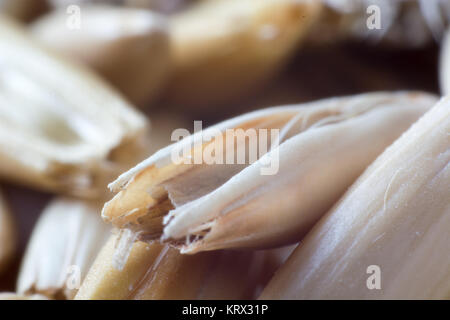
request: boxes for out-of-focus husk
[163,0,322,109]
[0,0,47,22]
[260,97,450,299]
[31,5,171,106]
[48,0,192,14]
[0,16,149,198]
[0,190,15,274]
[440,27,450,95]
[17,198,110,299]
[311,0,448,48]
[0,292,48,300]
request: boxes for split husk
[102,91,437,260]
[260,97,450,299]
[0,16,148,198]
[17,198,110,299]
[32,5,171,106]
